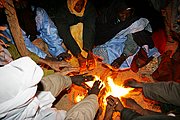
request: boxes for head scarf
[0,57,43,118]
[67,0,87,17]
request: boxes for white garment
[0,57,66,120]
[93,18,160,70]
[0,57,99,120]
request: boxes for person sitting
[3,0,71,61]
[103,79,180,120]
[53,0,97,71]
[0,56,103,120]
[93,0,160,71]
[0,0,76,73]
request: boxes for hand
[56,67,79,75]
[45,60,72,72]
[0,40,9,48]
[104,101,115,120]
[88,80,103,95]
[57,52,72,61]
[106,95,124,112]
[87,51,96,71]
[111,54,127,69]
[77,53,87,72]
[104,95,119,120]
[123,79,143,88]
[70,74,94,86]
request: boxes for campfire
[75,75,134,103]
[75,74,134,118]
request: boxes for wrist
[138,82,144,88]
[116,107,124,113]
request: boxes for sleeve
[36,7,66,57]
[121,108,142,120]
[82,1,97,51]
[54,7,82,57]
[143,81,180,106]
[65,94,99,120]
[41,74,72,97]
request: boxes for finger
[67,67,80,73]
[107,97,116,106]
[99,84,103,89]
[81,83,91,90]
[107,99,115,106]
[108,95,118,102]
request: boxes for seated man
[1,0,71,61]
[0,56,103,120]
[0,0,75,73]
[93,0,160,71]
[54,0,97,71]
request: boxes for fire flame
[75,75,134,104]
[103,77,134,104]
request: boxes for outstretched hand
[88,80,103,95]
[123,79,143,88]
[70,74,94,86]
[106,95,124,112]
[57,67,79,75]
[46,60,72,72]
[111,57,122,69]
[87,51,96,71]
[77,54,87,72]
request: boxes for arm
[40,73,94,98]
[41,74,72,97]
[36,7,66,57]
[124,79,180,106]
[82,1,96,52]
[65,80,102,120]
[143,81,180,106]
[106,95,142,120]
[54,6,81,57]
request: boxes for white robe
[0,57,98,120]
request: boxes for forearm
[58,25,81,57]
[41,74,72,97]
[83,4,96,51]
[83,24,95,51]
[65,94,99,120]
[143,81,180,106]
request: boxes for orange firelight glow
[103,77,134,104]
[75,94,85,103]
[75,75,134,103]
